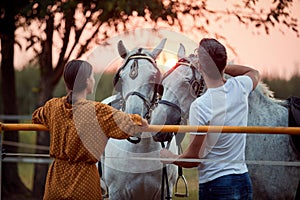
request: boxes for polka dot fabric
[32,97,143,200]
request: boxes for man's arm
[160,134,206,168]
[225,64,260,90]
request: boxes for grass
[173,133,199,200]
[173,168,198,200]
[18,131,37,191]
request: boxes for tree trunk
[0,10,32,199]
[32,14,55,199]
[32,83,54,198]
[32,86,53,198]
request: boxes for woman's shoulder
[42,97,66,108]
[48,97,65,103]
[93,100,111,109]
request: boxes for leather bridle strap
[160,141,172,200]
[124,91,152,144]
[124,91,152,119]
[157,100,182,116]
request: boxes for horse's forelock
[131,47,151,55]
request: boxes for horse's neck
[248,83,288,127]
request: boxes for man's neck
[203,74,226,89]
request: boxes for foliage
[94,73,115,102]
[2,68,300,116]
[15,67,40,114]
[0,67,116,115]
[52,72,116,101]
[262,73,300,99]
[12,0,300,68]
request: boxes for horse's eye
[184,77,190,82]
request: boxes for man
[160,38,260,200]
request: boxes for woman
[32,59,148,200]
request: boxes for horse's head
[113,39,166,120]
[151,43,206,143]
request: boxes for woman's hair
[63,59,93,104]
[198,38,227,73]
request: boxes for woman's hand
[141,118,149,128]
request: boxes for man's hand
[160,148,179,164]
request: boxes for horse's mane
[256,81,275,98]
[255,81,288,106]
[224,73,287,106]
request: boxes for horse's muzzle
[152,132,174,143]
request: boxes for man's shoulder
[192,93,211,108]
[228,75,252,83]
[227,76,253,92]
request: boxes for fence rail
[1,122,300,200]
[1,123,300,134]
[0,115,31,121]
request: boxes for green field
[18,131,37,191]
[173,167,198,200]
[173,134,199,200]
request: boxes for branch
[53,8,75,86]
[76,21,103,59]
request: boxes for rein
[160,141,172,200]
[158,100,182,116]
[124,91,153,119]
[157,58,205,199]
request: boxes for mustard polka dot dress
[32,97,142,200]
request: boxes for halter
[157,58,205,123]
[113,51,162,143]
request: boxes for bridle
[157,58,206,123]
[113,50,162,143]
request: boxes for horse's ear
[151,38,167,59]
[118,40,128,59]
[177,43,186,60]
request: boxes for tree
[0,1,34,199]
[1,0,299,198]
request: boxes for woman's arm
[97,103,148,139]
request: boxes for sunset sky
[86,1,300,79]
[13,0,300,80]
[203,0,300,79]
[86,23,300,79]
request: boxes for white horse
[151,43,204,144]
[151,44,300,199]
[101,39,177,200]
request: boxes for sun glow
[165,58,178,68]
[159,57,178,73]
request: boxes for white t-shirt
[189,75,253,184]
